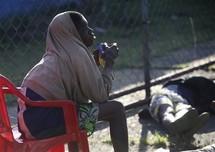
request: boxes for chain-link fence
[1,0,215,151]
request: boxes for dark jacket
[163,77,215,114]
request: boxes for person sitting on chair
[17,11,128,152]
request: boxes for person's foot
[182,112,209,139]
[166,108,199,135]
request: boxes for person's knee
[159,104,172,111]
[159,104,174,117]
[98,100,126,121]
[109,100,125,115]
[112,100,124,110]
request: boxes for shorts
[77,103,99,136]
[18,87,99,139]
[149,88,189,122]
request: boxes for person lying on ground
[17,11,128,152]
[139,76,215,138]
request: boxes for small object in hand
[97,43,106,67]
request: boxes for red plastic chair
[0,74,89,152]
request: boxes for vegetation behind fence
[1,0,215,151]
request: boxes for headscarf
[22,11,109,103]
[46,11,89,63]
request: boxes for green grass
[0,42,45,85]
[101,132,170,148]
[148,0,215,57]
[101,131,170,149]
[1,0,215,84]
[89,0,215,69]
[145,131,170,148]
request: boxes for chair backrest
[0,75,11,126]
[0,74,89,152]
[0,75,15,151]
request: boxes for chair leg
[49,144,64,152]
[0,137,12,152]
[68,142,79,152]
[79,132,89,152]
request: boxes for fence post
[142,0,151,98]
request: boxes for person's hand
[93,49,100,66]
[103,42,119,67]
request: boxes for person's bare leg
[158,104,175,128]
[98,101,128,152]
[159,103,199,135]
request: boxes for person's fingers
[103,42,108,48]
[102,42,119,61]
[110,46,119,58]
[109,43,117,47]
[106,51,117,59]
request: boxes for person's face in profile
[79,16,96,47]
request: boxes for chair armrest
[1,75,80,135]
[3,86,21,94]
[3,87,78,134]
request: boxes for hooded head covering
[22,11,110,103]
[46,11,90,62]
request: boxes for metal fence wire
[1,0,215,151]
